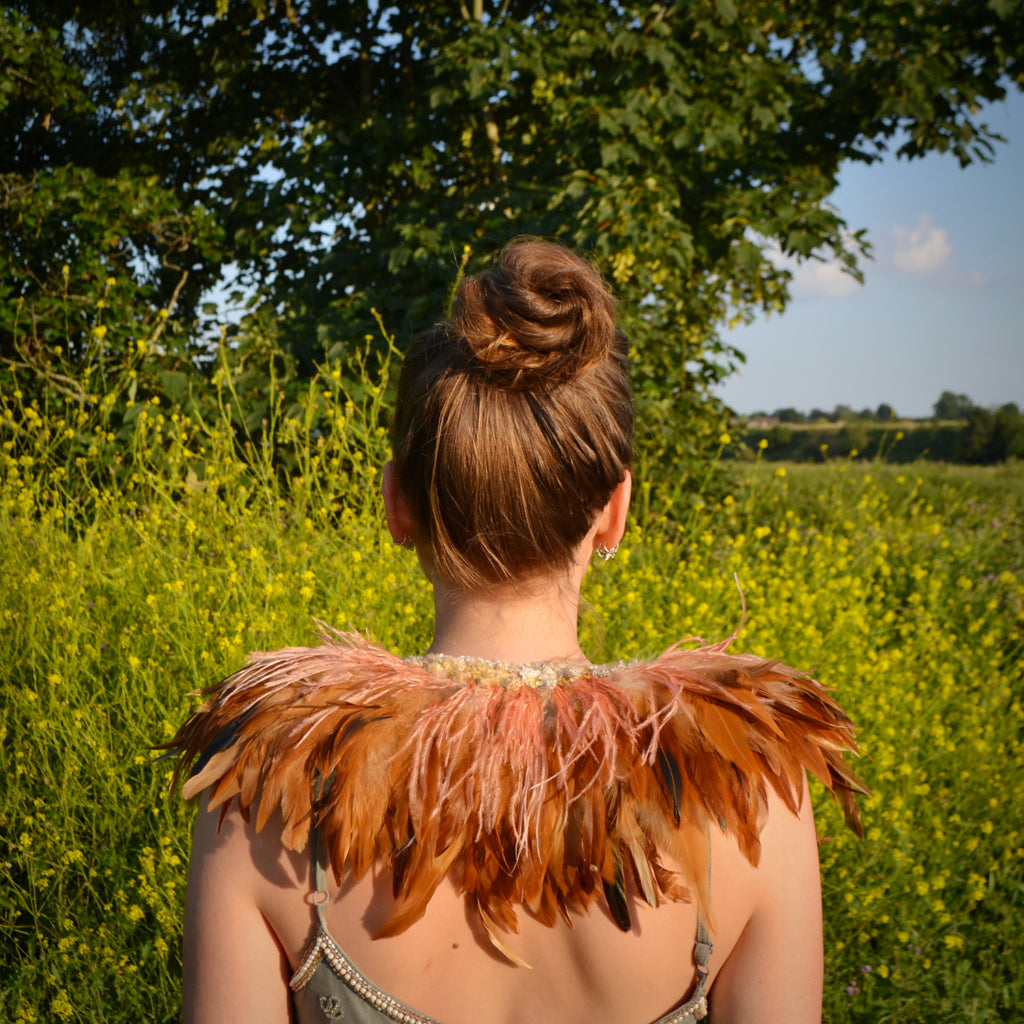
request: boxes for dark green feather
[656,744,683,824]
[603,859,632,932]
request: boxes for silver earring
[596,544,618,561]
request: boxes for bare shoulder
[707,780,824,1024]
[183,800,307,1024]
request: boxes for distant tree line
[738,392,1024,464]
[747,402,899,425]
[747,391,1017,425]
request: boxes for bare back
[184,785,824,1024]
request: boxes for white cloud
[892,214,953,274]
[789,258,862,298]
[762,239,862,299]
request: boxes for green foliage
[0,371,409,1024]
[0,5,223,407]
[933,391,978,420]
[4,0,1023,485]
[2,361,1024,1022]
[958,405,1024,464]
[0,324,398,536]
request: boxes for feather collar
[168,626,865,958]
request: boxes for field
[2,376,1022,1023]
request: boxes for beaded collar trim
[404,652,614,689]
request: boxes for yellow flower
[50,992,74,1022]
[758,438,768,449]
[92,324,107,340]
[719,432,732,446]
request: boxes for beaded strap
[290,828,442,1023]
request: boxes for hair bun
[452,239,618,389]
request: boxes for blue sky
[716,90,1024,419]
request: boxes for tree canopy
[933,390,978,420]
[3,0,1023,460]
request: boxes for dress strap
[693,915,713,992]
[310,822,330,928]
[691,845,714,1000]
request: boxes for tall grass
[2,354,1022,1023]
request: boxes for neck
[428,572,588,664]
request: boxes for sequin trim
[291,928,707,1024]
[318,994,346,1020]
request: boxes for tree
[5,1,1024,462]
[933,391,977,420]
[875,403,895,422]
[959,407,995,462]
[995,405,1024,459]
[957,404,1024,463]
[0,6,222,408]
[774,407,805,424]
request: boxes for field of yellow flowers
[1,366,1022,1023]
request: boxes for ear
[592,470,632,553]
[382,461,416,545]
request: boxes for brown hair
[391,239,633,589]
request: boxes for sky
[715,90,1024,419]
